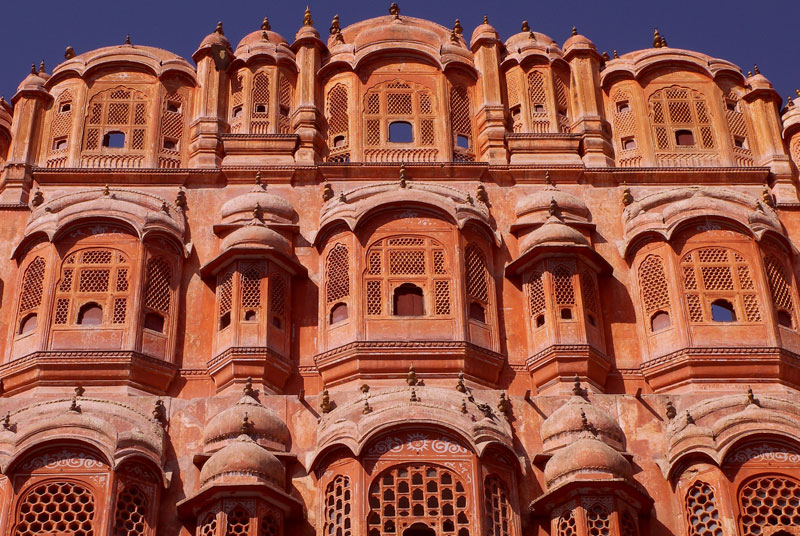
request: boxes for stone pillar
[291,8,327,164]
[562,32,614,167]
[470,19,508,164]
[781,95,800,176]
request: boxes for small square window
[533,104,545,113]
[163,138,178,151]
[166,101,181,113]
[622,136,637,150]
[59,103,71,113]
[53,137,68,151]
[616,101,630,113]
[675,129,695,146]
[726,100,738,112]
[734,136,746,149]
[510,105,521,118]
[254,103,267,114]
[232,105,243,118]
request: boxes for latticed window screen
[215,261,288,329]
[324,475,352,536]
[270,272,287,324]
[526,271,545,318]
[450,86,475,161]
[739,476,800,536]
[363,80,436,147]
[367,464,470,536]
[485,476,512,536]
[327,83,350,161]
[581,271,599,317]
[638,254,671,324]
[649,86,714,151]
[260,508,282,536]
[112,485,148,536]
[723,92,753,165]
[144,257,172,319]
[217,269,234,327]
[363,237,452,317]
[465,244,489,305]
[681,247,761,323]
[552,265,576,306]
[278,74,292,134]
[611,89,640,166]
[685,481,723,536]
[240,265,263,312]
[326,244,350,305]
[556,510,577,536]
[527,70,551,133]
[620,511,639,536]
[225,506,250,536]
[83,86,148,151]
[158,92,184,168]
[229,75,244,133]
[49,90,74,160]
[13,481,96,536]
[586,503,611,536]
[53,248,131,325]
[765,254,795,326]
[17,256,46,326]
[554,75,570,133]
[251,72,271,134]
[198,513,218,536]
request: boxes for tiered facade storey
[0,6,800,536]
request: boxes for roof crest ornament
[521,20,530,32]
[64,46,76,59]
[124,35,131,46]
[389,2,400,19]
[303,6,313,26]
[261,17,271,31]
[653,28,661,48]
[454,19,463,35]
[483,15,488,25]
[38,60,46,74]
[753,64,760,75]
[571,26,578,37]
[215,21,224,35]
[330,14,340,35]
[613,49,619,58]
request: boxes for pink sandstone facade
[2,6,800,536]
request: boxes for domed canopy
[540,395,625,451]
[194,22,232,61]
[198,434,284,488]
[563,30,596,53]
[515,184,590,224]
[15,69,47,95]
[237,28,289,51]
[543,437,631,487]
[220,182,295,226]
[204,395,290,451]
[470,18,500,49]
[519,221,589,254]
[219,224,291,257]
[234,19,295,64]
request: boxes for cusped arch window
[215,260,289,334]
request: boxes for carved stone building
[1,6,800,536]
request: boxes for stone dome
[504,29,560,54]
[16,70,47,93]
[220,224,291,257]
[199,434,284,488]
[540,396,625,451]
[563,31,596,51]
[352,16,445,52]
[196,23,231,55]
[470,19,500,48]
[519,221,589,254]
[220,183,294,225]
[236,27,289,52]
[515,185,589,221]
[544,437,631,487]
[204,395,290,450]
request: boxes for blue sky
[1,0,798,108]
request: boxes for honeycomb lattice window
[792,138,800,170]
[485,476,512,536]
[17,256,46,327]
[553,265,575,306]
[158,92,184,168]
[364,237,452,317]
[230,75,244,133]
[527,70,551,132]
[724,92,753,166]
[83,86,148,152]
[240,265,263,311]
[581,271,599,316]
[367,464,470,536]
[739,475,800,535]
[226,506,250,535]
[681,247,761,323]
[554,75,570,133]
[112,485,148,536]
[685,481,723,536]
[278,74,292,134]
[13,481,96,535]
[327,83,349,160]
[198,513,218,536]
[270,273,287,321]
[526,271,545,318]
[324,475,352,536]
[326,244,350,305]
[556,510,577,536]
[144,257,172,316]
[260,508,282,536]
[53,248,131,326]
[48,90,74,166]
[649,86,715,156]
[620,512,638,536]
[465,244,489,305]
[586,503,611,536]
[611,89,640,166]
[363,80,436,150]
[638,254,671,327]
[450,86,475,161]
[765,254,795,328]
[217,269,234,328]
[251,72,271,134]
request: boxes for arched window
[581,271,600,328]
[16,256,45,335]
[368,465,470,536]
[739,476,800,536]
[554,74,570,133]
[278,73,292,134]
[681,247,761,323]
[394,283,424,316]
[723,91,754,166]
[685,481,722,536]
[649,86,715,166]
[585,501,611,536]
[217,269,234,330]
[326,244,350,323]
[553,264,576,320]
[325,475,352,536]
[556,510,577,536]
[214,261,288,333]
[465,245,490,323]
[229,74,244,133]
[484,476,513,536]
[527,70,549,132]
[158,92,185,169]
[226,506,250,535]
[638,254,671,332]
[12,480,97,535]
[113,484,148,536]
[526,271,545,328]
[450,86,474,161]
[764,254,796,329]
[326,83,350,162]
[611,89,640,167]
[83,86,148,159]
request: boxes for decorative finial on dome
[360,383,370,394]
[338,191,346,203]
[330,14,340,35]
[399,164,407,188]
[75,385,85,397]
[262,17,271,31]
[69,397,80,413]
[363,399,373,414]
[461,400,468,414]
[454,19,463,35]
[253,202,263,221]
[240,412,252,435]
[660,35,667,48]
[483,15,489,25]
[521,20,530,32]
[255,169,263,186]
[685,410,695,425]
[175,188,187,211]
[103,184,110,196]
[580,408,590,430]
[613,49,619,59]
[571,26,578,37]
[124,35,131,45]
[322,180,334,201]
[38,60,46,74]
[789,96,795,108]
[746,386,759,406]
[29,64,36,75]
[410,388,418,402]
[796,89,800,98]
[747,71,752,78]
[476,184,488,205]
[215,21,224,35]
[407,362,417,386]
[389,2,400,18]
[2,412,11,431]
[456,371,467,393]
[544,170,552,186]
[548,197,560,217]
[653,28,661,48]
[621,184,633,206]
[601,51,610,62]
[753,64,760,75]
[31,188,44,207]
[319,389,332,413]
[762,185,775,209]
[161,200,169,214]
[571,375,583,397]
[450,29,459,43]
[243,376,256,398]
[65,46,76,59]
[465,192,473,205]
[665,400,677,420]
[153,400,166,424]
[303,6,313,26]
[497,391,510,416]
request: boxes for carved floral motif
[20,450,106,472]
[725,443,800,465]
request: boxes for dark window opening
[333,135,346,148]
[711,299,737,322]
[254,103,268,114]
[272,315,282,329]
[389,121,413,143]
[560,308,572,320]
[535,314,545,328]
[616,101,630,113]
[232,105,243,118]
[734,136,746,149]
[279,105,289,116]
[651,311,671,332]
[587,313,597,327]
[675,129,695,146]
[243,310,257,322]
[777,309,793,329]
[77,302,103,325]
[533,104,545,113]
[219,311,231,330]
[403,523,436,536]
[163,138,178,151]
[469,301,486,323]
[456,135,470,149]
[144,312,165,333]
[510,105,521,119]
[622,136,637,150]
[19,313,37,335]
[393,283,424,316]
[102,131,125,149]
[59,103,72,113]
[166,101,181,113]
[53,137,68,150]
[330,302,348,324]
[726,100,737,112]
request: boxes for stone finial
[255,169,263,186]
[303,6,313,26]
[338,191,346,203]
[215,21,224,35]
[521,20,530,33]
[31,189,44,207]
[747,71,752,78]
[161,201,169,214]
[30,64,36,75]
[124,35,131,45]
[330,14,340,35]
[483,15,489,25]
[39,60,46,74]
[497,391,510,415]
[153,400,166,423]
[253,202,262,221]
[407,363,417,386]
[762,186,775,209]
[461,400,468,414]
[75,385,85,397]
[465,192,473,205]
[753,64,760,75]
[571,26,578,37]
[69,397,80,413]
[322,181,334,201]
[103,184,110,196]
[548,197,559,217]
[544,170,552,186]
[476,184,488,204]
[243,376,256,397]
[450,29,459,43]
[571,375,583,396]
[240,412,252,435]
[454,19,463,35]
[389,3,400,18]
[602,51,610,62]
[319,389,332,413]
[363,399,373,414]
[262,17,271,31]
[788,96,795,108]
[175,188,187,211]
[613,49,619,59]
[665,400,677,420]
[399,164,407,188]
[621,185,633,206]
[660,35,667,48]
[410,388,418,402]
[65,46,76,59]
[456,371,467,393]
[360,383,370,394]
[685,410,695,425]
[746,386,759,406]
[2,412,11,430]
[653,28,661,48]
[580,409,590,430]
